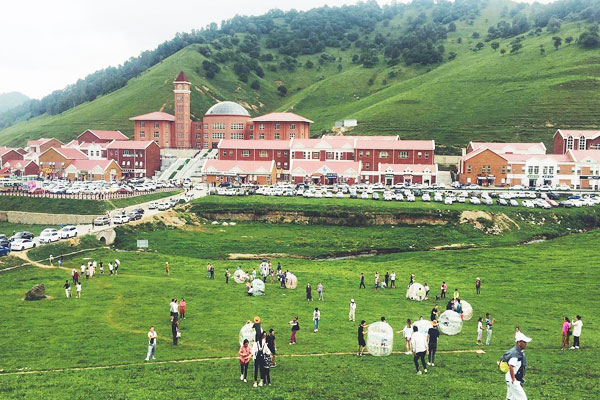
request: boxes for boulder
[25,284,46,301]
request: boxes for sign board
[326,173,338,178]
[137,240,148,248]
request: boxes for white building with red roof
[467,141,546,155]
[201,159,276,185]
[289,160,361,185]
[64,159,122,181]
[76,129,128,144]
[553,129,600,154]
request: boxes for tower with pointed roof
[173,71,191,148]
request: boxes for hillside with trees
[0,0,599,153]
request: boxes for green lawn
[0,222,54,237]
[108,190,183,209]
[0,219,598,398]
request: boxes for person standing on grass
[571,315,583,349]
[409,273,415,287]
[210,265,214,279]
[424,283,430,299]
[114,259,119,275]
[108,262,113,275]
[73,270,79,285]
[165,262,170,276]
[252,331,271,387]
[390,271,396,289]
[64,280,71,298]
[485,313,495,345]
[476,277,481,295]
[252,317,262,342]
[477,317,484,345]
[179,298,186,320]
[85,266,90,280]
[453,288,460,300]
[501,332,531,400]
[561,316,571,350]
[384,272,389,288]
[171,317,179,345]
[306,283,312,301]
[357,320,368,356]
[430,305,439,321]
[440,281,447,299]
[313,308,321,332]
[266,329,277,367]
[402,319,413,355]
[99,261,104,275]
[374,272,380,291]
[49,254,54,266]
[317,282,323,301]
[349,299,356,322]
[289,316,299,344]
[145,327,157,361]
[427,320,439,366]
[456,299,463,320]
[76,282,82,298]
[170,299,178,320]
[411,325,428,375]
[252,268,257,279]
[359,273,366,289]
[225,268,230,284]
[239,339,252,382]
[80,263,85,276]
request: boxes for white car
[325,192,333,198]
[481,197,493,205]
[457,196,466,203]
[383,191,394,201]
[444,197,453,205]
[509,199,519,207]
[522,200,535,208]
[314,191,323,198]
[336,192,344,199]
[39,229,60,244]
[372,192,380,200]
[11,239,36,251]
[469,197,480,205]
[558,184,570,191]
[59,226,78,239]
[395,193,404,201]
[158,203,170,211]
[434,193,443,202]
[406,194,415,202]
[361,191,369,200]
[113,214,130,224]
[510,185,524,190]
[422,193,431,202]
[148,202,158,210]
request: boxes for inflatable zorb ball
[438,310,463,335]
[367,322,394,356]
[251,279,265,296]
[413,319,433,333]
[460,300,473,321]
[259,263,269,277]
[233,270,250,284]
[285,273,298,289]
[406,283,426,301]
[239,323,256,346]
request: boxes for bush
[250,80,260,90]
[277,85,288,96]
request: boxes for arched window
[579,136,586,150]
[567,136,574,150]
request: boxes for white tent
[413,319,433,333]
[233,269,250,284]
[239,322,256,346]
[406,283,426,301]
[251,279,265,296]
[285,273,298,289]
[367,321,394,356]
[460,300,473,321]
[438,310,463,335]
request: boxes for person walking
[76,282,82,298]
[453,288,460,300]
[411,325,428,375]
[384,272,389,288]
[427,320,439,366]
[113,259,119,275]
[571,315,583,349]
[501,331,531,400]
[390,271,396,289]
[145,327,157,361]
[313,308,320,332]
[374,272,380,291]
[80,263,86,276]
[179,298,186,320]
[266,329,277,367]
[477,317,484,345]
[424,283,430,299]
[289,316,299,344]
[561,316,571,350]
[440,281,447,299]
[225,268,230,284]
[252,317,262,343]
[402,319,413,355]
[108,262,113,275]
[239,339,252,382]
[58,256,63,268]
[359,273,366,289]
[64,280,71,298]
[357,320,368,356]
[210,265,214,279]
[49,254,54,266]
[73,270,79,285]
[165,262,170,276]
[485,313,495,345]
[252,331,272,387]
[99,262,104,275]
[409,273,415,287]
[171,317,179,345]
[430,305,439,321]
[317,282,323,301]
[349,299,356,322]
[306,283,312,301]
[475,277,481,295]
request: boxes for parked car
[113,214,130,224]
[93,216,111,226]
[10,231,34,241]
[0,238,10,248]
[509,199,519,207]
[422,193,431,202]
[372,192,380,201]
[158,202,170,211]
[11,238,36,251]
[39,229,60,244]
[59,226,78,238]
[497,198,508,206]
[0,246,10,256]
[522,200,535,208]
[127,212,142,221]
[148,202,158,210]
[469,197,481,205]
[336,192,344,199]
[361,192,369,200]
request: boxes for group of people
[63,258,121,299]
[168,298,185,345]
[239,317,277,387]
[305,282,324,301]
[562,315,584,350]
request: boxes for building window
[140,122,145,128]
[212,133,225,139]
[359,151,363,157]
[567,136,574,149]
[177,96,183,103]
[290,133,295,139]
[312,152,319,159]
[154,122,159,128]
[467,165,472,173]
[177,123,183,130]
[203,142,208,148]
[154,132,159,138]
[177,133,183,138]
[379,151,388,158]
[177,141,183,146]
[259,123,265,130]
[366,151,370,157]
[528,166,533,175]
[275,133,280,140]
[326,152,333,159]
[212,123,225,129]
[260,133,265,140]
[481,166,486,174]
[196,134,201,139]
[284,151,288,156]
[487,165,491,173]
[231,123,244,130]
[203,133,208,139]
[275,123,280,130]
[259,151,268,158]
[231,133,244,139]
[249,134,254,139]
[501,166,506,174]
[222,150,227,157]
[277,162,281,168]
[399,151,409,159]
[204,123,208,129]
[543,166,548,175]
[242,150,250,157]
[229,150,234,156]
[249,125,254,130]
[140,132,145,138]
[425,152,429,159]
[365,162,370,170]
[277,152,281,157]
[549,166,554,174]
[290,124,296,130]
[418,152,422,159]
[579,136,586,150]
[534,166,539,175]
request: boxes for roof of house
[461,147,507,162]
[81,130,128,141]
[502,153,573,163]
[468,141,546,154]
[379,163,438,174]
[289,160,361,176]
[27,138,62,147]
[251,112,313,123]
[175,71,189,82]
[3,159,36,169]
[355,139,435,151]
[0,147,21,157]
[42,147,88,160]
[205,101,250,117]
[68,159,118,171]
[217,139,290,150]
[129,111,176,121]
[291,137,355,150]
[323,135,399,141]
[568,150,600,162]
[202,159,275,175]
[106,140,157,150]
[554,129,600,140]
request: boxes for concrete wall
[0,211,100,225]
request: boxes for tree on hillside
[474,42,485,51]
[305,60,314,69]
[447,51,457,60]
[202,60,220,78]
[565,36,574,45]
[539,44,546,55]
[491,41,500,51]
[277,85,287,96]
[448,22,456,32]
[552,36,562,50]
[472,32,480,38]
[547,18,561,33]
[250,80,260,90]
[578,26,600,48]
[337,64,343,72]
[500,48,506,55]
[510,42,522,53]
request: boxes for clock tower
[173,71,191,148]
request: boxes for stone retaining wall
[0,211,101,225]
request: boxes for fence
[0,186,179,201]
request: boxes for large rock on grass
[25,284,46,301]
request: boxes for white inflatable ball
[230,222,236,226]
[460,300,473,321]
[438,310,463,335]
[406,283,426,301]
[252,279,265,296]
[211,221,219,225]
[239,323,256,346]
[413,319,433,333]
[367,321,394,356]
[285,273,298,289]
[222,222,229,226]
[233,269,250,284]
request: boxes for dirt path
[1,349,485,375]
[0,247,110,273]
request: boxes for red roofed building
[552,129,600,154]
[377,163,438,186]
[2,159,39,177]
[0,147,24,165]
[218,139,290,180]
[77,129,128,144]
[130,112,175,148]
[65,159,122,181]
[201,159,276,185]
[467,141,546,155]
[250,112,312,141]
[106,140,161,178]
[27,138,63,154]
[38,147,88,179]
[289,160,361,185]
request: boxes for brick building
[0,147,24,165]
[289,160,361,185]
[130,112,175,148]
[1,159,39,177]
[552,129,600,154]
[202,102,253,149]
[27,138,63,154]
[250,112,312,141]
[106,140,161,178]
[218,139,291,180]
[76,129,128,144]
[38,147,88,179]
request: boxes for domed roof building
[205,101,250,117]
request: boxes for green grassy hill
[0,0,598,153]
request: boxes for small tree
[448,51,457,60]
[491,42,500,51]
[474,42,485,51]
[457,37,462,44]
[539,44,545,56]
[250,80,260,90]
[552,36,562,50]
[277,85,287,96]
[510,43,522,53]
[565,36,573,45]
[500,48,506,55]
[472,32,480,39]
[305,60,314,69]
[337,64,343,72]
[547,18,561,34]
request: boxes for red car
[29,188,45,194]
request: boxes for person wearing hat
[475,277,481,295]
[252,317,262,342]
[349,299,356,322]
[501,331,531,400]
[427,320,440,366]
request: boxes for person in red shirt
[238,339,252,383]
[179,298,186,320]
